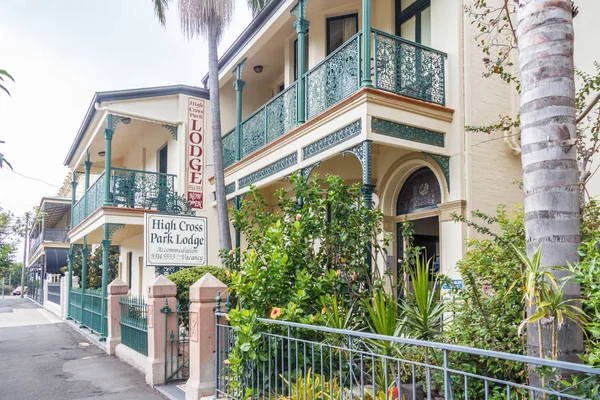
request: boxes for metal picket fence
[69,288,82,322]
[162,300,190,383]
[215,310,600,400]
[120,295,148,356]
[82,289,104,335]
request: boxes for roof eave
[63,85,210,167]
[201,0,288,87]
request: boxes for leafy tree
[12,208,44,297]
[68,245,119,290]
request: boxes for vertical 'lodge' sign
[187,97,205,209]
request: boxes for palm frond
[178,0,235,40]
[152,0,171,26]
[0,70,14,82]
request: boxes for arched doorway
[396,167,441,275]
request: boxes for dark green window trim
[395,0,430,44]
[326,13,359,55]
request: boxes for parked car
[11,286,27,296]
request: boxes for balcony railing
[70,168,177,228]
[373,29,445,106]
[223,29,446,169]
[29,228,70,253]
[305,31,361,120]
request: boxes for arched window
[396,167,441,215]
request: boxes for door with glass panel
[321,14,359,114]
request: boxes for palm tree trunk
[517,0,583,367]
[208,31,232,252]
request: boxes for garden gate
[161,300,190,383]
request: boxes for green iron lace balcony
[70,168,176,228]
[372,29,446,106]
[222,29,446,170]
[305,31,362,120]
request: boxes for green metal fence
[82,289,104,335]
[69,288,82,322]
[120,295,148,356]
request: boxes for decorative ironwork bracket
[161,193,196,217]
[422,152,450,192]
[107,114,131,131]
[341,140,373,185]
[162,124,178,141]
[107,223,125,240]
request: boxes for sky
[0,0,252,252]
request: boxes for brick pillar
[146,275,177,386]
[106,278,129,356]
[186,273,228,400]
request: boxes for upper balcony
[28,197,71,258]
[221,28,446,169]
[71,167,177,228]
[213,0,454,185]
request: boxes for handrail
[216,311,599,375]
[371,28,448,58]
[111,167,176,178]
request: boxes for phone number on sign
[150,253,178,261]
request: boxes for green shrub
[167,266,231,327]
[445,205,527,398]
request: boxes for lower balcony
[223,29,446,169]
[71,168,177,229]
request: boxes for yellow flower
[321,307,327,315]
[336,269,341,278]
[270,307,283,320]
[224,359,231,365]
[340,257,346,263]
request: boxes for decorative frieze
[239,153,298,188]
[302,120,362,160]
[372,118,444,148]
[225,183,236,196]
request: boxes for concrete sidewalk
[0,296,165,399]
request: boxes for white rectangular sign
[144,214,207,267]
